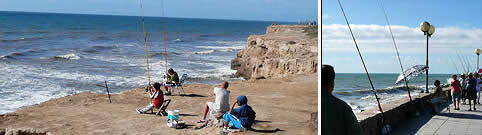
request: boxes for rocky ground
[0,73,317,135]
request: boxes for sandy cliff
[231,25,318,80]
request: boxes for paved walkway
[391,102,482,135]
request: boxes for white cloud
[322,24,482,53]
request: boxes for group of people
[449,72,482,111]
[135,68,256,130]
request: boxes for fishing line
[161,0,169,75]
[377,0,413,102]
[139,0,152,104]
[456,49,468,72]
[450,57,461,74]
[336,0,386,125]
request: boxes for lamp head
[428,25,435,36]
[420,21,430,32]
[476,48,481,55]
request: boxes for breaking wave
[50,53,81,60]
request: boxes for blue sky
[0,0,318,22]
[322,0,482,74]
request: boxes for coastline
[0,73,317,134]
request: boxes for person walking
[450,74,462,110]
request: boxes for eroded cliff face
[231,25,318,80]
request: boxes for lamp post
[476,48,481,69]
[420,21,435,93]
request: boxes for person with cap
[223,95,256,130]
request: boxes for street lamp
[420,21,435,93]
[476,48,481,69]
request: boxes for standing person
[450,74,462,110]
[163,68,179,95]
[475,73,481,104]
[466,73,477,111]
[198,81,230,123]
[322,64,362,135]
[460,74,467,104]
[136,82,164,114]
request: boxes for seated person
[223,96,256,129]
[163,68,179,95]
[198,81,230,123]
[136,82,164,114]
[430,80,447,114]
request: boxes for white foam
[53,53,80,60]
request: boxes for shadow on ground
[438,112,482,120]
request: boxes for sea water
[333,73,452,112]
[0,11,290,113]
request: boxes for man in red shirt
[136,82,164,114]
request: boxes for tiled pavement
[391,102,482,135]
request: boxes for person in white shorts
[198,81,230,123]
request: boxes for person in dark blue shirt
[223,95,256,129]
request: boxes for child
[223,96,256,130]
[136,82,164,114]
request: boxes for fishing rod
[450,57,461,74]
[139,0,152,104]
[377,0,412,102]
[336,0,387,130]
[161,0,169,75]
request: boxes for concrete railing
[356,87,450,135]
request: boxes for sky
[322,0,482,74]
[0,0,318,22]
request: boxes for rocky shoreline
[0,25,319,135]
[231,25,318,80]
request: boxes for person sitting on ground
[322,64,362,135]
[466,73,477,111]
[198,81,230,123]
[223,96,256,129]
[450,74,462,110]
[163,68,179,95]
[460,74,467,104]
[430,80,446,114]
[136,82,164,114]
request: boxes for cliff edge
[231,24,318,80]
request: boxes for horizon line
[0,10,299,23]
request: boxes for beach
[0,73,317,134]
[0,21,319,134]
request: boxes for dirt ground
[0,73,317,135]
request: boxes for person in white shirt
[198,81,230,123]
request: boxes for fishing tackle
[336,0,390,133]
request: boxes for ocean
[333,73,452,112]
[0,11,289,114]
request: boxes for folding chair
[169,74,187,96]
[154,99,171,116]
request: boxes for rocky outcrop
[231,25,318,80]
[2,128,49,135]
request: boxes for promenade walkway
[391,102,482,135]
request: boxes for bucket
[167,110,179,120]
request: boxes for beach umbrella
[475,68,482,73]
[395,65,429,84]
